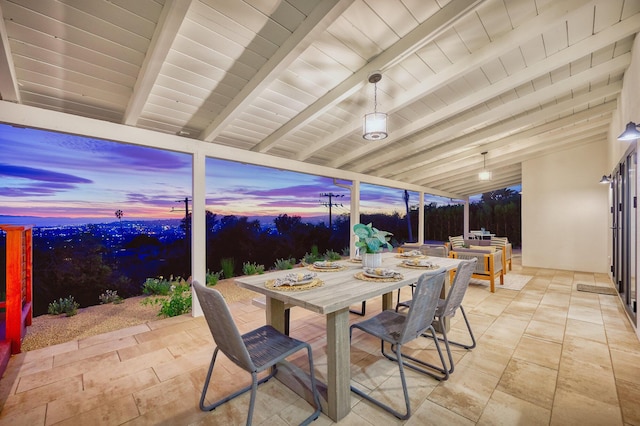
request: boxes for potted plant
[353,223,393,267]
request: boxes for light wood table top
[235,253,462,314]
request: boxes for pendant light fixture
[617,122,640,140]
[363,71,388,141]
[478,151,492,181]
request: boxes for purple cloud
[246,184,348,198]
[0,185,68,197]
[106,145,190,170]
[0,163,93,184]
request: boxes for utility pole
[404,190,413,242]
[319,192,344,229]
[171,197,192,275]
[171,197,191,237]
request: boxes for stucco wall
[522,140,609,272]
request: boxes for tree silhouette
[115,209,123,233]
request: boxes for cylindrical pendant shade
[478,170,492,181]
[363,112,388,141]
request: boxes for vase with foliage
[353,223,393,267]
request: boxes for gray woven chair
[193,281,321,425]
[395,244,449,307]
[396,258,477,375]
[349,269,447,419]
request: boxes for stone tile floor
[1,254,639,425]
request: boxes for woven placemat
[265,279,323,291]
[354,272,403,282]
[395,254,425,259]
[398,263,440,270]
[307,264,348,272]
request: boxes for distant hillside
[0,214,331,228]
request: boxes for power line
[319,192,344,229]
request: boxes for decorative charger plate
[395,253,425,259]
[398,261,440,270]
[354,271,403,282]
[265,278,323,291]
[308,263,348,272]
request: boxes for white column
[463,197,470,238]
[351,181,360,256]
[418,192,425,244]
[334,179,360,257]
[191,151,206,317]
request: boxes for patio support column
[351,181,360,255]
[191,150,206,317]
[463,197,470,238]
[333,179,360,256]
[418,191,425,244]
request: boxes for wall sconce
[599,175,612,184]
[363,71,388,141]
[478,151,492,181]
[617,122,640,140]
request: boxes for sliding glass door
[611,145,637,321]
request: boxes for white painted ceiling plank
[298,0,594,161]
[200,0,353,142]
[391,88,617,182]
[122,0,191,126]
[331,14,638,170]
[250,0,485,154]
[346,53,629,173]
[0,4,20,102]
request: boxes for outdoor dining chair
[396,258,477,376]
[193,281,322,426]
[349,269,447,419]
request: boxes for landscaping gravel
[21,279,258,351]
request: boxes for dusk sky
[0,123,457,226]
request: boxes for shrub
[324,249,342,261]
[158,282,192,317]
[142,277,172,295]
[99,289,123,304]
[220,258,235,279]
[141,280,192,317]
[341,246,350,256]
[274,257,296,270]
[206,269,221,286]
[242,262,265,275]
[48,296,79,317]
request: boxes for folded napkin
[313,261,336,268]
[401,250,422,257]
[364,268,402,278]
[273,272,317,287]
[403,259,434,267]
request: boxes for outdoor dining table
[235,252,464,422]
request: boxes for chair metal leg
[301,343,322,426]
[395,283,415,312]
[440,306,476,350]
[350,341,412,420]
[425,305,476,349]
[421,307,476,375]
[349,301,366,316]
[383,325,450,381]
[200,345,321,425]
[199,347,276,413]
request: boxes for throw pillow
[449,235,464,248]
[490,236,508,247]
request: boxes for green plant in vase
[353,223,393,267]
